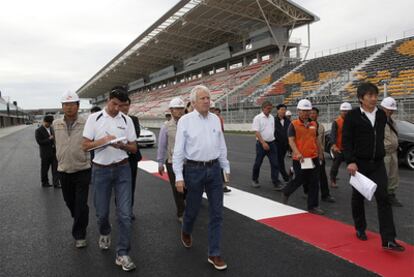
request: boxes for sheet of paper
[301,158,315,169]
[349,172,377,201]
[88,136,127,151]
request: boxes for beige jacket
[53,116,91,173]
[384,120,399,154]
[166,119,177,163]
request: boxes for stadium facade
[77,0,414,124]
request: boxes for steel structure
[76,0,318,99]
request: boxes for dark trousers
[182,161,223,256]
[276,144,289,180]
[41,155,58,186]
[352,159,396,242]
[283,158,320,210]
[59,169,91,240]
[330,151,345,182]
[166,162,185,217]
[252,141,279,184]
[304,159,330,198]
[128,155,138,208]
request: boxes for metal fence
[221,97,414,125]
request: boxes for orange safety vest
[335,116,344,150]
[291,119,318,160]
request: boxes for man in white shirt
[173,85,230,271]
[251,101,282,190]
[82,87,138,271]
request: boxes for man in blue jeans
[251,101,283,190]
[173,85,230,271]
[82,87,138,271]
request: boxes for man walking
[82,87,138,271]
[309,107,335,203]
[282,99,324,215]
[35,115,59,188]
[274,104,291,182]
[173,85,230,271]
[343,82,404,251]
[157,97,186,223]
[380,97,402,207]
[53,91,91,248]
[329,102,352,188]
[251,101,283,190]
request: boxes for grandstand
[76,0,414,124]
[0,96,28,127]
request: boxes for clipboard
[88,136,126,151]
[301,158,315,169]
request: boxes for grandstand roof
[77,0,319,99]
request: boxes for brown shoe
[208,256,227,270]
[181,231,192,248]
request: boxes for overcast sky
[0,0,413,109]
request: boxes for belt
[186,158,218,167]
[93,158,129,168]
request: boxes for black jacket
[35,125,56,159]
[342,107,386,164]
[274,116,291,148]
[129,115,142,161]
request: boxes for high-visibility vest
[335,116,344,150]
[291,119,318,160]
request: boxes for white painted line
[139,159,307,221]
[202,187,305,220]
[138,160,160,173]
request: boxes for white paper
[301,158,315,169]
[349,172,377,201]
[88,136,127,151]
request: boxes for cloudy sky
[0,0,413,109]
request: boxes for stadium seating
[129,59,271,118]
[129,37,414,119]
[257,44,384,105]
[344,37,414,98]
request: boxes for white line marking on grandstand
[138,160,306,220]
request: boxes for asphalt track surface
[0,126,412,277]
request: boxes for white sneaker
[75,239,87,248]
[98,235,111,250]
[115,255,136,271]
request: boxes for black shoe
[223,186,231,193]
[382,241,405,252]
[308,207,324,215]
[54,183,61,188]
[322,195,336,203]
[389,195,403,207]
[42,183,52,187]
[251,180,260,188]
[356,230,368,241]
[273,181,284,191]
[131,214,136,221]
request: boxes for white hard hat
[340,102,352,111]
[297,99,312,110]
[61,91,80,103]
[286,110,292,116]
[168,97,185,109]
[381,97,397,110]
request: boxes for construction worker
[53,91,91,248]
[157,97,186,222]
[380,97,403,207]
[282,99,325,215]
[329,102,352,188]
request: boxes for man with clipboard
[282,99,325,215]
